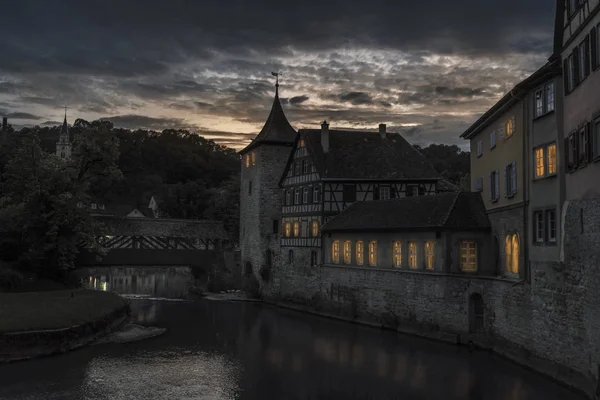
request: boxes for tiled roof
[437,179,459,192]
[301,129,441,180]
[322,192,490,232]
[240,88,296,154]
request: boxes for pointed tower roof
[61,113,69,136]
[240,83,296,154]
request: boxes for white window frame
[302,187,308,204]
[313,186,321,203]
[302,160,309,174]
[534,211,545,243]
[379,186,391,200]
[547,209,557,243]
[545,82,555,112]
[535,89,544,117]
[294,189,300,205]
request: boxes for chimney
[321,120,330,153]
[379,123,386,138]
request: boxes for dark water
[0,270,584,400]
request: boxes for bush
[0,265,24,292]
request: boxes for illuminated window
[505,117,515,137]
[460,241,477,272]
[425,241,435,270]
[311,220,319,237]
[251,152,256,166]
[356,241,364,265]
[285,222,291,237]
[535,147,545,178]
[332,241,340,264]
[344,241,352,264]
[293,221,300,237]
[408,242,417,269]
[368,241,377,266]
[245,154,250,168]
[505,234,520,274]
[547,144,557,175]
[299,138,305,148]
[393,241,402,267]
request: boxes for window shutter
[584,35,591,77]
[503,166,508,198]
[489,173,493,201]
[573,46,580,84]
[511,116,516,134]
[511,161,517,195]
[564,137,571,171]
[499,124,505,139]
[592,27,598,71]
[495,170,500,200]
[586,122,593,162]
[373,184,380,200]
[574,130,580,167]
[563,58,570,93]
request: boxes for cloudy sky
[0,1,556,150]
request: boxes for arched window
[511,234,520,274]
[505,233,520,275]
[356,241,364,265]
[293,221,300,237]
[288,250,294,264]
[343,241,352,264]
[310,251,317,267]
[393,241,402,267]
[425,241,435,270]
[368,241,378,266]
[312,220,319,237]
[332,241,340,264]
[505,235,512,273]
[408,242,418,269]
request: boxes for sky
[0,1,557,150]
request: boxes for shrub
[0,265,24,292]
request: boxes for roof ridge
[441,191,461,226]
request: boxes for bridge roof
[99,217,228,240]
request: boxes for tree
[0,124,122,279]
[415,144,470,185]
[203,173,240,242]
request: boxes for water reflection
[78,266,194,299]
[0,299,584,400]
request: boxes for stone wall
[261,199,600,397]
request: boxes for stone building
[56,112,72,159]
[555,0,600,199]
[239,83,296,280]
[321,192,493,276]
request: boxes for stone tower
[56,111,72,159]
[239,81,296,292]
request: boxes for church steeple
[240,76,296,155]
[56,107,72,159]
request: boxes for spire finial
[271,71,280,96]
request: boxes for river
[0,267,583,400]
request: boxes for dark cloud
[434,86,485,98]
[101,115,195,131]
[41,120,62,126]
[4,112,41,120]
[289,95,310,105]
[338,92,374,106]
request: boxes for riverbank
[0,289,129,363]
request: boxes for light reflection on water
[0,271,586,400]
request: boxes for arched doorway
[469,293,484,333]
[244,261,253,276]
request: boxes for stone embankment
[0,289,129,363]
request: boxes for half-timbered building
[278,121,442,266]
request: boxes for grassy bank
[0,289,127,333]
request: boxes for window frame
[251,152,256,166]
[476,140,483,157]
[302,187,309,204]
[460,241,477,272]
[294,189,301,205]
[245,154,250,168]
[379,186,391,200]
[534,88,544,117]
[343,241,352,264]
[534,147,545,178]
[393,241,402,268]
[489,130,496,149]
[302,160,308,174]
[504,117,515,138]
[534,211,545,243]
[546,209,557,243]
[425,241,435,270]
[579,126,588,164]
[408,242,417,269]
[356,241,364,266]
[293,221,300,237]
[368,241,378,266]
[332,241,340,264]
[284,222,291,237]
[311,220,319,237]
[313,186,321,203]
[546,82,555,113]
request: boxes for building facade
[278,121,442,275]
[321,192,493,277]
[557,0,600,199]
[460,88,527,279]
